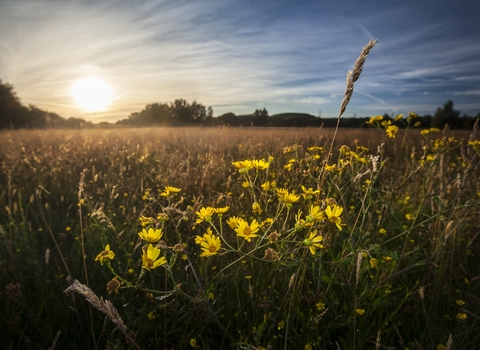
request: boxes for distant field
[1,126,479,349]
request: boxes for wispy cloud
[1,0,479,122]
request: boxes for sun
[71,77,113,112]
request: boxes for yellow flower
[95,244,115,265]
[407,112,418,122]
[214,206,230,215]
[138,228,163,243]
[356,309,365,315]
[195,227,213,244]
[261,218,274,228]
[294,209,305,229]
[226,216,242,229]
[457,313,467,320]
[370,258,378,269]
[196,207,215,224]
[303,230,324,255]
[277,190,300,205]
[139,215,155,227]
[252,202,262,215]
[232,160,253,173]
[468,140,480,151]
[284,192,300,204]
[242,181,250,188]
[381,120,392,127]
[277,320,284,330]
[142,244,167,270]
[261,181,271,191]
[379,228,386,235]
[200,233,221,257]
[386,125,399,138]
[190,338,197,347]
[394,114,403,121]
[420,129,430,136]
[366,115,383,124]
[324,163,336,172]
[252,159,270,170]
[455,299,466,306]
[301,186,320,200]
[142,189,151,201]
[159,186,181,197]
[325,205,343,230]
[316,301,325,311]
[235,219,260,242]
[306,205,325,222]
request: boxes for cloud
[0,0,479,122]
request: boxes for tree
[128,103,172,125]
[252,108,269,126]
[0,79,24,128]
[207,106,214,119]
[170,99,207,124]
[432,100,460,129]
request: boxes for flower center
[145,258,153,267]
[209,245,216,253]
[244,227,252,236]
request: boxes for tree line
[1,79,478,130]
[0,79,93,129]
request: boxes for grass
[0,124,479,350]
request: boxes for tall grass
[1,124,478,349]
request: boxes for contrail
[355,89,397,110]
[355,21,375,41]
[206,38,260,57]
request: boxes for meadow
[1,123,479,350]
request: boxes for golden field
[1,125,479,350]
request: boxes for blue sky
[1,0,480,123]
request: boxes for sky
[1,0,480,123]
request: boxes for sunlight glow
[71,78,113,112]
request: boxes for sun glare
[71,77,113,112]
